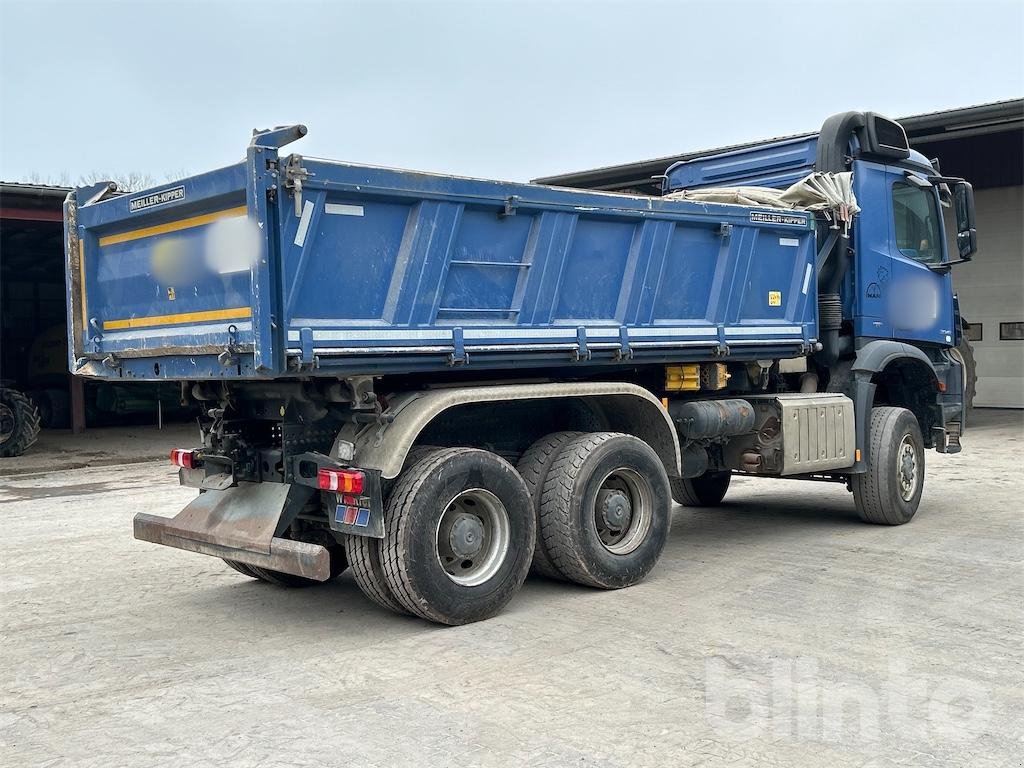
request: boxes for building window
[965,323,983,342]
[999,322,1024,341]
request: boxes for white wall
[953,185,1024,408]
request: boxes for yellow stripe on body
[103,306,252,331]
[98,205,248,247]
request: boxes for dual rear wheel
[346,433,673,624]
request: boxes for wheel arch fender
[336,382,682,481]
[852,340,938,382]
[849,341,941,465]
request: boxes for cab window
[892,182,943,264]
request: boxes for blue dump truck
[65,112,976,624]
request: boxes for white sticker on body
[325,203,364,217]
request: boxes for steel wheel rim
[435,488,510,586]
[0,403,14,444]
[593,468,652,555]
[896,435,919,502]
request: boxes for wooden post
[70,375,86,434]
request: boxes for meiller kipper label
[129,185,185,212]
[749,211,808,226]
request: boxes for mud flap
[133,483,330,581]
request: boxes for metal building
[1,182,182,434]
[536,99,1024,408]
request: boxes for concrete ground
[0,423,196,477]
[1,410,1021,767]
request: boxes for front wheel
[852,406,924,525]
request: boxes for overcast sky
[1,0,1022,186]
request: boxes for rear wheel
[0,388,41,458]
[222,559,261,579]
[852,406,924,525]
[672,471,731,507]
[380,447,534,625]
[516,431,584,579]
[345,533,409,615]
[539,432,672,589]
[347,444,445,615]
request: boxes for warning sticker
[768,291,782,307]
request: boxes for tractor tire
[0,388,41,458]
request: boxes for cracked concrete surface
[1,410,1021,767]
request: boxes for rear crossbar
[133,513,330,581]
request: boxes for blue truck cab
[65,112,976,625]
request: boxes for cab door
[885,170,955,346]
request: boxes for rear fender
[335,382,682,481]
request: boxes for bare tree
[17,170,188,192]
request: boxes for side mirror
[953,181,977,260]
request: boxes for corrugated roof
[534,98,1024,189]
[0,181,72,196]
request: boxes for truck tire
[345,534,410,615]
[223,559,261,579]
[516,431,584,579]
[0,388,41,458]
[230,545,348,587]
[539,432,672,589]
[671,471,731,507]
[852,407,924,525]
[381,444,443,498]
[380,447,535,625]
[347,445,445,615]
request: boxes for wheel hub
[897,437,918,501]
[435,488,511,587]
[597,488,632,531]
[592,469,652,555]
[448,513,485,558]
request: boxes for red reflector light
[317,468,364,493]
[170,448,196,469]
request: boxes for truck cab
[663,111,976,456]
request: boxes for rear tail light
[317,468,364,493]
[170,448,198,469]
